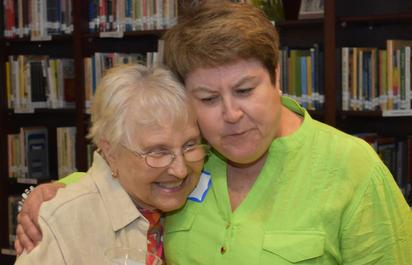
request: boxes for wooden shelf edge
[340,110,412,118]
[277,18,324,28]
[8,177,54,185]
[7,108,76,116]
[339,12,412,24]
[83,29,165,39]
[339,110,382,117]
[0,34,73,43]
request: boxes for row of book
[279,44,325,110]
[2,0,73,39]
[341,39,412,112]
[6,49,163,113]
[88,0,178,33]
[356,133,412,204]
[6,56,75,113]
[8,126,77,180]
[84,41,163,111]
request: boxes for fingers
[20,190,42,229]
[14,182,65,253]
[15,223,35,253]
[14,236,23,255]
[22,183,64,228]
[42,182,65,201]
[18,212,42,243]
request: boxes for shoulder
[40,174,101,221]
[311,119,379,163]
[305,119,389,194]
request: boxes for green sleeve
[341,162,412,264]
[57,172,87,185]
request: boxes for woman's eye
[183,143,197,151]
[147,150,170,158]
[236,88,253,95]
[200,96,218,104]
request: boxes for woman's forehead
[128,114,197,135]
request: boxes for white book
[405,46,411,110]
[57,59,64,107]
[47,59,58,108]
[341,47,349,110]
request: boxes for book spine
[342,47,349,110]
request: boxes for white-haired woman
[14,64,208,265]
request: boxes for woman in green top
[16,1,412,264]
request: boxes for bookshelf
[0,0,411,264]
[0,1,171,264]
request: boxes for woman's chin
[222,148,268,167]
[156,198,187,212]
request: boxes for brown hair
[163,0,280,84]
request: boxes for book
[62,58,75,108]
[57,127,77,178]
[386,39,412,110]
[407,136,412,204]
[378,50,388,110]
[341,47,350,110]
[29,59,48,108]
[298,0,324,19]
[22,127,49,179]
[377,137,397,177]
[8,196,20,247]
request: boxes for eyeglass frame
[120,143,210,168]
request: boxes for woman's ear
[275,66,282,95]
[99,139,115,163]
[99,139,120,178]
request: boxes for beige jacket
[15,152,150,265]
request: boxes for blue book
[125,0,132,31]
[23,127,49,179]
[300,56,308,108]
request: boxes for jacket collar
[88,152,143,232]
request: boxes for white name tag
[188,171,211,202]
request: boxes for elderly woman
[16,1,412,265]
[14,64,208,265]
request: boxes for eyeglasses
[120,143,210,168]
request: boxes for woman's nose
[167,154,189,178]
[222,98,243,123]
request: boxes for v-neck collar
[209,96,314,221]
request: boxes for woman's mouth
[155,179,185,191]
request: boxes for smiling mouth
[155,179,185,190]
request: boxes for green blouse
[163,97,412,265]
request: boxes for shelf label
[382,109,412,117]
[99,31,124,38]
[16,178,38,185]
[1,248,16,256]
[30,35,52,41]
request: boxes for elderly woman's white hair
[88,63,190,149]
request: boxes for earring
[111,168,119,178]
